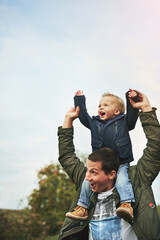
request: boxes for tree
[28,152,88,236]
[28,163,77,235]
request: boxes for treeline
[0,159,160,240]
[0,163,77,240]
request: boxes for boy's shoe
[65,206,88,220]
[116,202,134,223]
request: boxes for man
[57,91,160,240]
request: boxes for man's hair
[102,92,125,114]
[88,147,120,175]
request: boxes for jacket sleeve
[125,91,139,130]
[74,95,92,129]
[57,126,86,189]
[136,109,160,185]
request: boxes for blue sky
[0,0,160,209]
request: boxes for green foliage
[28,163,77,236]
[157,205,160,217]
[0,152,87,240]
[0,163,78,239]
[0,209,45,240]
[0,164,78,240]
[27,153,88,238]
[0,153,88,239]
[45,236,58,240]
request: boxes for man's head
[85,147,120,193]
[98,93,125,120]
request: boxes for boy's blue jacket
[74,92,139,164]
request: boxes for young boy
[66,89,140,223]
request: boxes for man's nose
[85,172,91,181]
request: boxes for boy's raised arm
[74,90,92,129]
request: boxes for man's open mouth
[90,182,96,188]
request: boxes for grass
[46,235,59,240]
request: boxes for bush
[0,209,48,240]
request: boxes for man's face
[85,159,113,193]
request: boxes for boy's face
[98,96,120,120]
[85,160,115,193]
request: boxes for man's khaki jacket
[58,111,160,240]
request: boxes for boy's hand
[75,90,84,96]
[128,89,141,102]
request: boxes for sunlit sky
[0,0,160,209]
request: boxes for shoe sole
[65,213,88,220]
[116,208,133,223]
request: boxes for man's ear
[108,170,116,180]
[114,109,121,116]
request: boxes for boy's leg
[115,163,135,223]
[77,179,94,208]
[66,179,94,220]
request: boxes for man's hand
[128,89,141,102]
[129,90,152,112]
[62,106,80,128]
[75,90,84,96]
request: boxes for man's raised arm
[62,106,80,128]
[58,106,86,188]
[129,91,160,185]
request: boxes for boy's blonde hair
[102,92,125,113]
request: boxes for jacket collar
[93,114,125,124]
[90,187,120,208]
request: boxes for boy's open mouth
[100,111,105,117]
